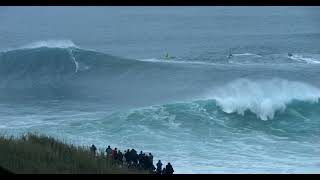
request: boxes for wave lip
[17,40,78,50]
[205,78,320,120]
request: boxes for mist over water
[0,7,320,173]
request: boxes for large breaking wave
[1,40,320,122]
[205,78,320,120]
[0,40,131,77]
[107,95,320,138]
[0,40,143,99]
[103,78,320,142]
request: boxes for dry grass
[0,133,148,174]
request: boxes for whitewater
[0,6,320,173]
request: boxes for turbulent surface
[0,7,320,173]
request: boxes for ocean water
[0,6,320,173]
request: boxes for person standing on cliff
[112,148,118,160]
[106,145,112,157]
[148,153,153,165]
[90,144,97,156]
[165,163,174,174]
[156,160,162,174]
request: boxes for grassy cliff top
[0,133,148,174]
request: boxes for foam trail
[68,49,79,73]
[289,54,320,64]
[137,58,217,66]
[232,53,262,57]
[205,78,320,120]
[289,109,311,122]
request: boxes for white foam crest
[206,78,320,120]
[289,54,320,64]
[19,40,78,50]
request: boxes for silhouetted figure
[156,160,162,174]
[165,163,174,174]
[125,149,130,165]
[112,148,118,160]
[122,152,127,165]
[90,144,97,155]
[106,145,112,157]
[117,150,123,163]
[92,144,171,173]
[149,153,153,165]
[228,54,233,59]
[150,164,156,173]
[162,168,167,174]
[130,149,138,166]
[143,153,150,170]
[138,151,144,168]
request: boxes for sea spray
[206,78,320,120]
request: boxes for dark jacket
[166,164,174,174]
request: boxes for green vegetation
[0,133,148,174]
[0,165,13,174]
